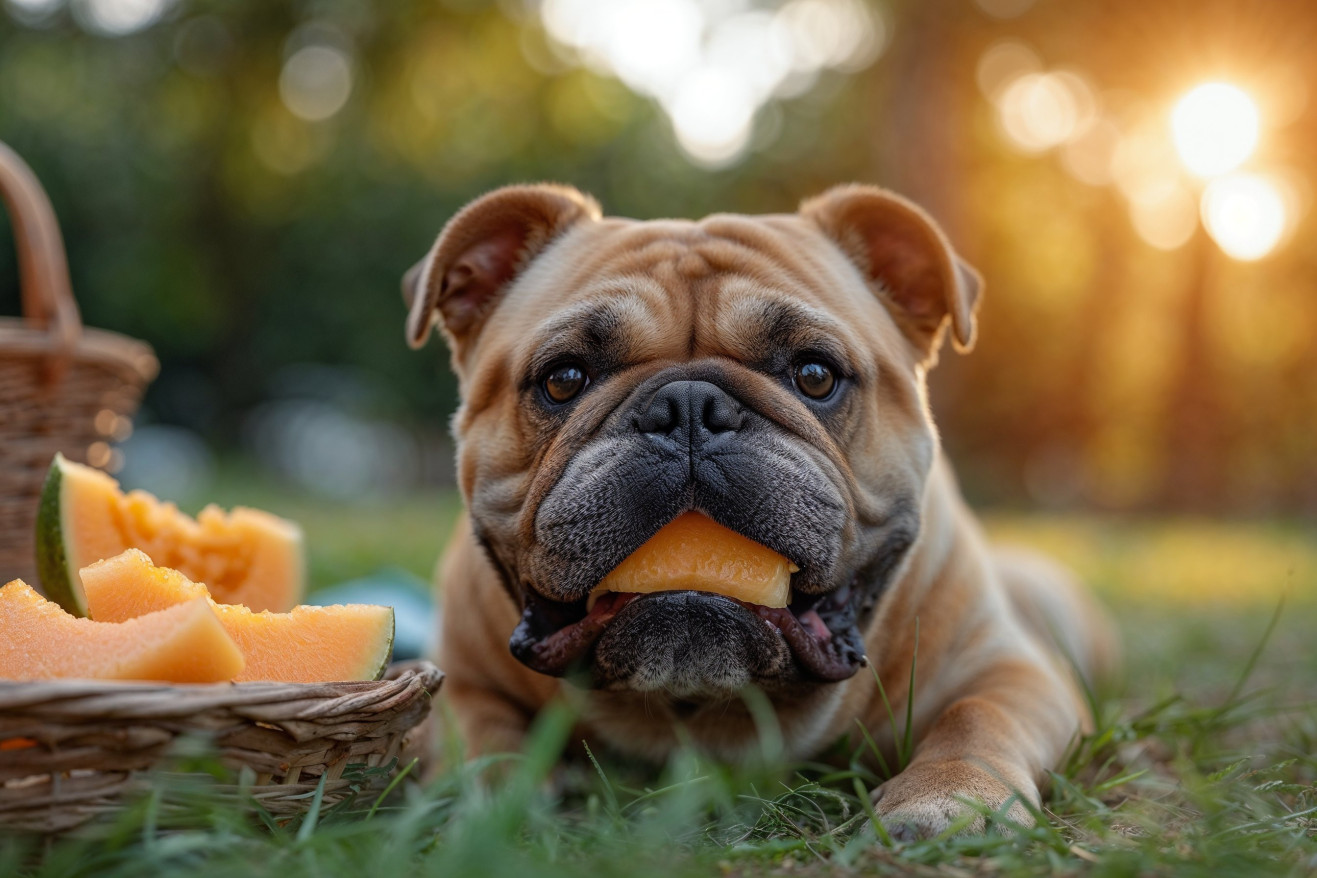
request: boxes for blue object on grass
[309,568,436,662]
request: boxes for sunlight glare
[537,0,883,167]
[706,11,794,103]
[666,67,756,166]
[1171,83,1260,178]
[604,0,704,95]
[1201,173,1288,261]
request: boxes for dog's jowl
[404,183,1119,840]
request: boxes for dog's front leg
[872,657,1083,840]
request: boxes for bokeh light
[74,0,171,35]
[279,45,353,122]
[1059,118,1121,186]
[537,0,884,166]
[1110,118,1183,203]
[976,39,1041,101]
[1201,172,1288,261]
[705,11,794,99]
[601,0,704,94]
[987,62,1299,263]
[1171,83,1260,178]
[775,0,879,72]
[996,71,1096,153]
[666,67,757,164]
[5,0,60,25]
[1127,179,1198,250]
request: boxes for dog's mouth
[508,513,866,683]
[510,586,865,682]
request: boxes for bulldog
[403,183,1117,839]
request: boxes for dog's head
[405,184,979,734]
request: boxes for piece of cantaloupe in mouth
[35,454,304,618]
[592,512,799,609]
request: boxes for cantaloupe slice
[0,579,244,682]
[36,454,304,617]
[594,512,799,608]
[80,550,394,683]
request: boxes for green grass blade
[296,771,330,843]
[852,718,893,779]
[366,758,418,820]
[1219,596,1285,714]
[850,777,894,847]
[583,741,622,819]
[902,617,920,768]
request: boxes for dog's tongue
[593,512,797,608]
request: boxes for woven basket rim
[0,317,158,382]
[0,661,444,833]
[0,659,444,712]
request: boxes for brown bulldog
[403,183,1118,839]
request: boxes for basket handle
[0,140,82,361]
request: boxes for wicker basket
[0,660,444,834]
[0,140,159,586]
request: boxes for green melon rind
[34,454,89,618]
[369,610,396,681]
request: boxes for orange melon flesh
[595,512,799,608]
[37,454,304,615]
[0,579,244,683]
[80,550,394,683]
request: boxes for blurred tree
[0,0,1313,513]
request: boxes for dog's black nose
[636,380,744,438]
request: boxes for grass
[4,479,1316,876]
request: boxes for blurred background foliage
[0,0,1314,521]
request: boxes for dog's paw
[872,759,1037,841]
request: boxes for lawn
[4,480,1315,876]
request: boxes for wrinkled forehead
[470,213,910,378]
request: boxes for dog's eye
[543,362,588,404]
[794,360,836,400]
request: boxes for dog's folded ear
[801,185,982,358]
[403,184,601,351]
